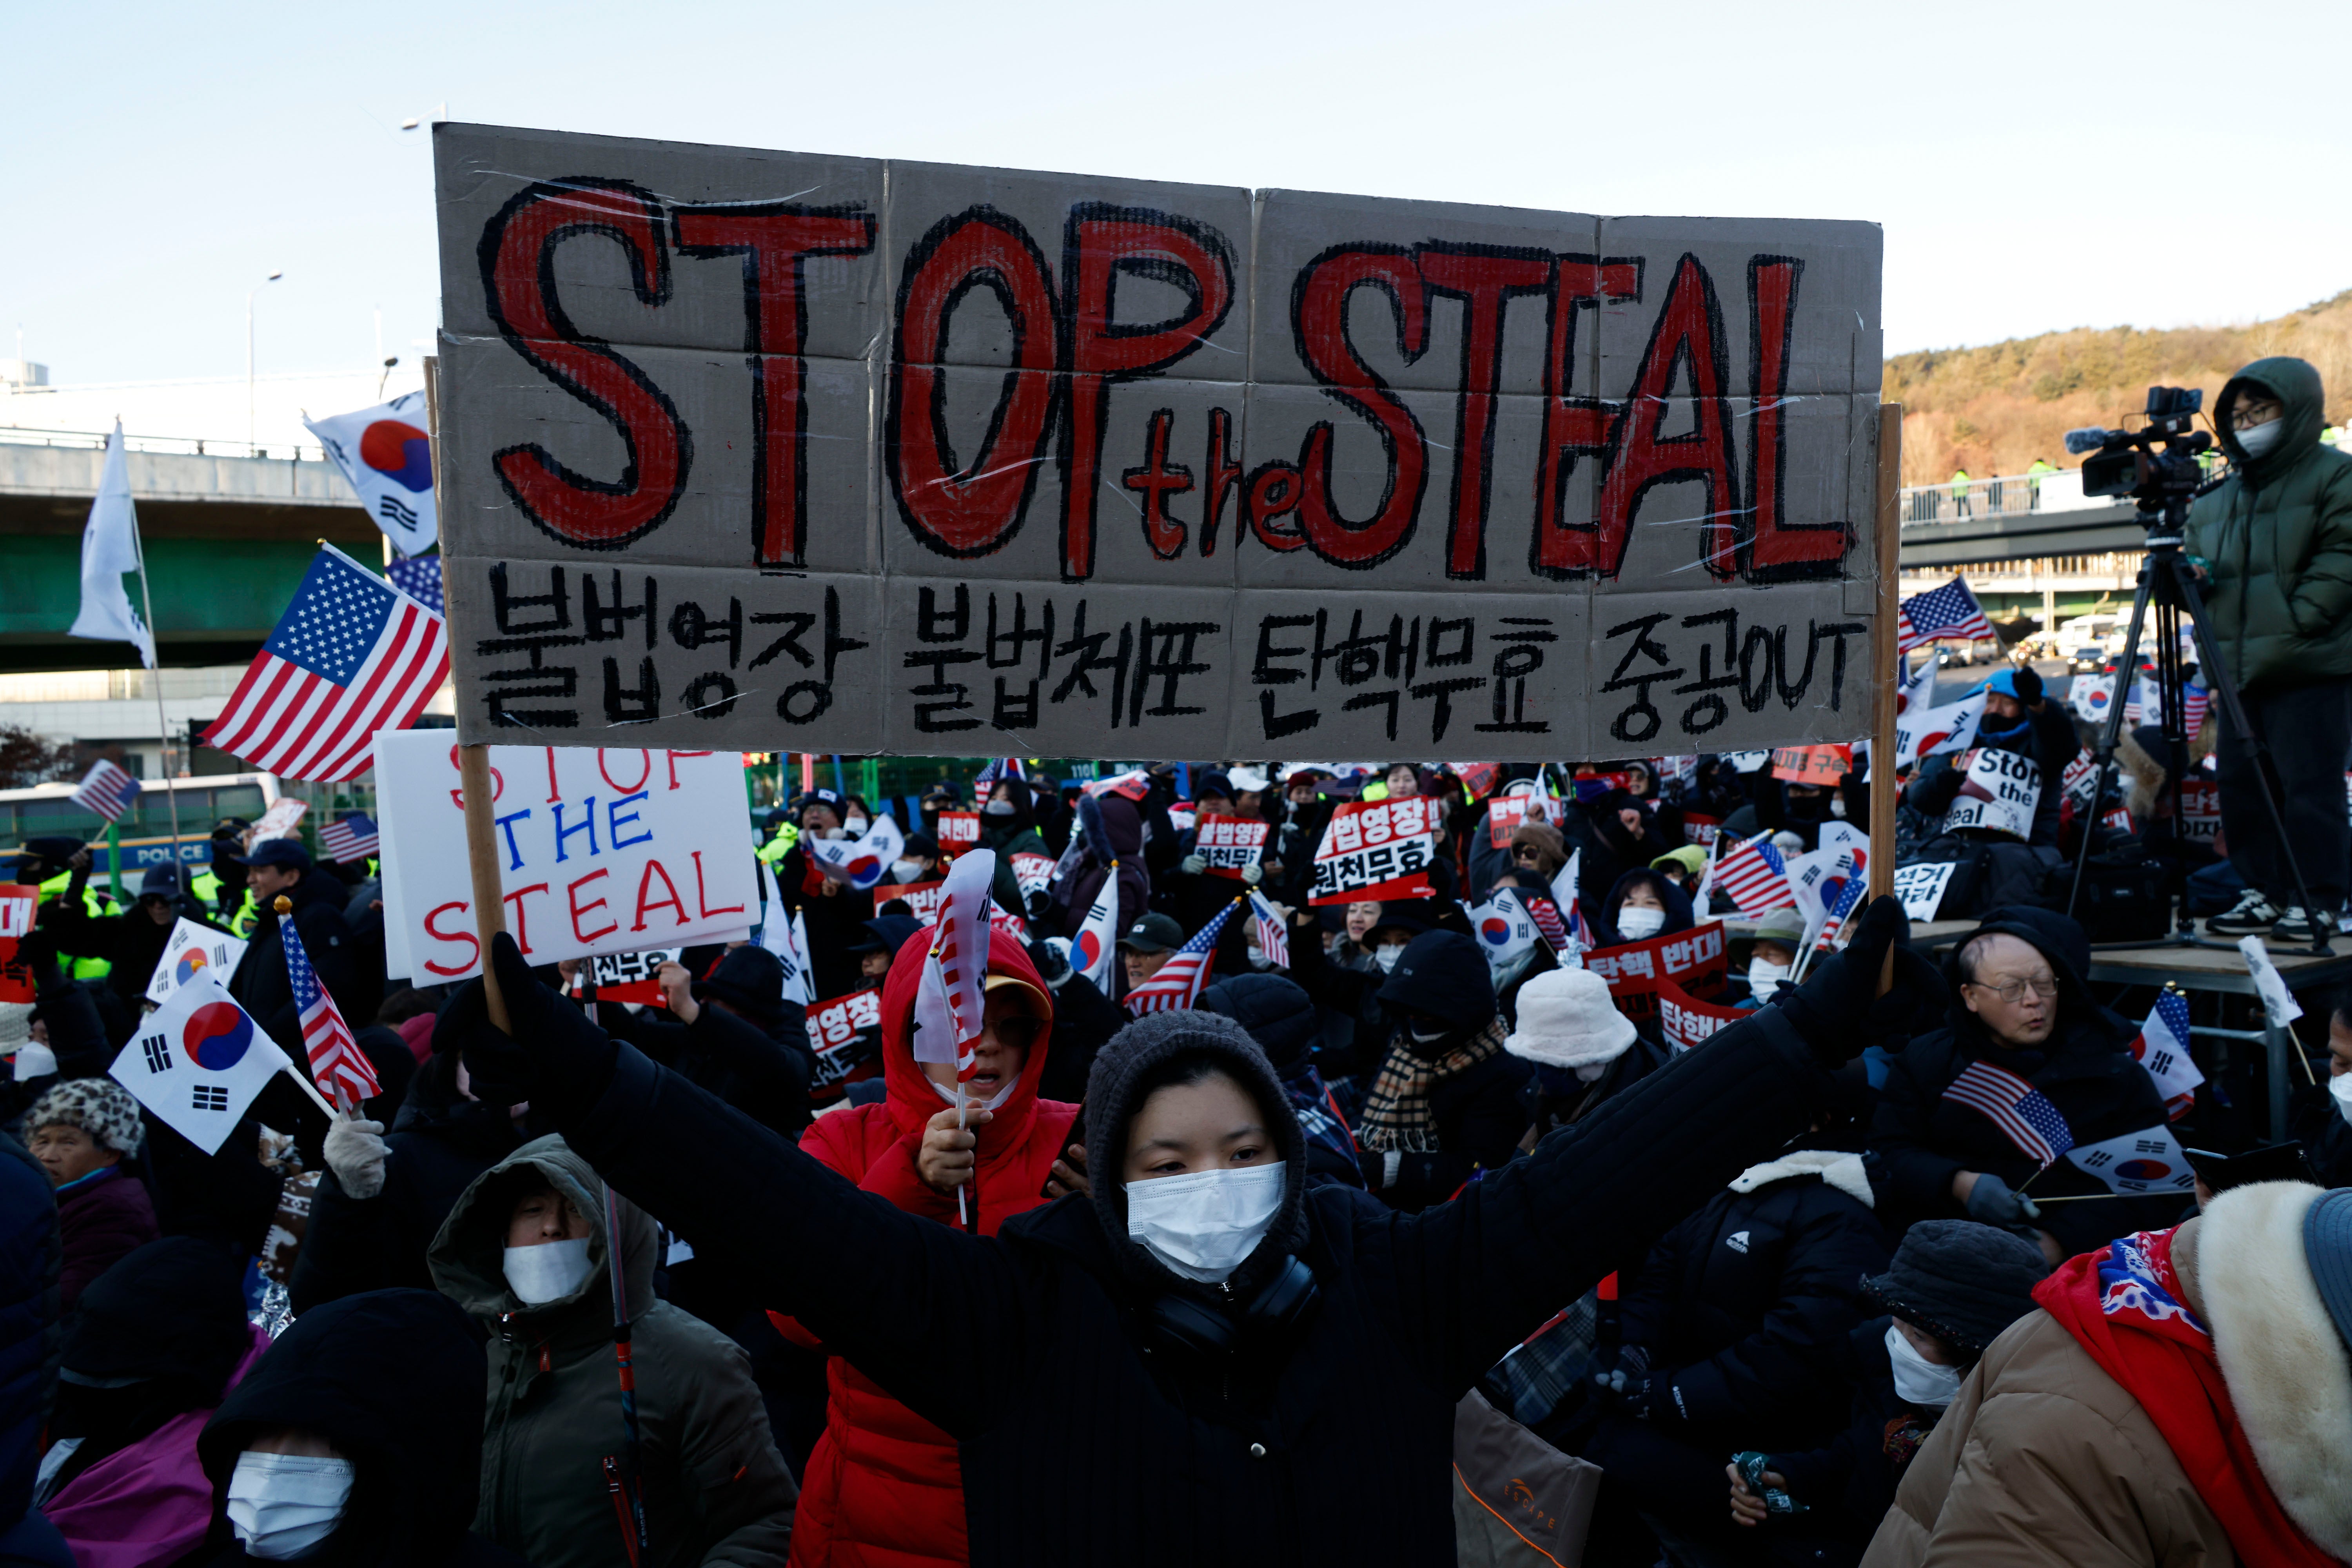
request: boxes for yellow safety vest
[38,870,113,981]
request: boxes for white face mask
[844,815,870,834]
[2238,419,2284,458]
[1617,905,1666,941]
[1829,796,1849,819]
[983,800,1016,816]
[1124,1162,1286,1283]
[2330,1072,2352,1127]
[891,859,924,883]
[1372,943,1406,972]
[503,1236,594,1305]
[1747,957,1791,995]
[930,1073,1018,1114]
[1885,1323,1962,1408]
[228,1451,355,1560]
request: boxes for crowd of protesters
[4,352,2352,1568]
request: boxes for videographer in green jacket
[2187,355,2352,943]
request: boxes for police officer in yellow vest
[15,836,114,984]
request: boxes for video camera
[2065,386,2212,507]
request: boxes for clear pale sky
[12,0,2347,390]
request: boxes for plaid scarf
[1356,1017,1509,1153]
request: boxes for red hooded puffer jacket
[776,928,1080,1568]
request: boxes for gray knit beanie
[24,1076,144,1154]
[1082,1010,1311,1299]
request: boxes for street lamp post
[247,270,283,449]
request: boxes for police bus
[0,772,283,873]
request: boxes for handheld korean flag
[111,974,294,1155]
[1070,864,1122,989]
[70,760,141,826]
[304,391,437,554]
[803,812,906,892]
[2129,985,2204,1121]
[1551,850,1591,950]
[1247,890,1290,969]
[281,898,378,1109]
[2064,1124,2197,1196]
[145,918,248,1005]
[1893,691,1985,771]
[1470,891,1539,973]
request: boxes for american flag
[1942,1058,2074,1167]
[70,759,141,825]
[282,906,378,1108]
[1247,890,1290,968]
[1896,577,1997,653]
[385,554,443,615]
[1812,873,1866,953]
[1125,899,1242,1015]
[2129,985,2205,1122]
[1713,833,1795,916]
[318,813,379,864]
[973,757,1027,793]
[1522,890,1573,953]
[201,546,448,783]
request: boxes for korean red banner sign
[1657,976,1748,1052]
[1582,920,1729,1022]
[807,988,884,1100]
[1310,796,1443,906]
[1196,814,1270,878]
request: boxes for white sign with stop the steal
[1940,747,2041,840]
[374,730,756,983]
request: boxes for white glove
[1240,863,1264,886]
[323,1113,388,1200]
[1181,854,1208,875]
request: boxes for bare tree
[0,724,79,789]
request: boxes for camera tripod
[2062,512,2334,956]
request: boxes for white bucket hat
[1504,967,1637,1071]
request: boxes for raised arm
[443,935,1035,1440]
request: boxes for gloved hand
[1240,862,1263,886]
[1964,1171,2043,1226]
[2012,664,2044,705]
[323,1112,388,1200]
[1770,898,1941,1069]
[1181,854,1208,875]
[436,931,618,1123]
[1590,1342,1652,1413]
[1025,888,1052,919]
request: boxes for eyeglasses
[989,1015,1044,1048]
[1968,976,2059,1004]
[1512,845,1542,860]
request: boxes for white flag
[304,392,438,554]
[68,421,154,667]
[2238,936,2305,1026]
[753,863,817,1006]
[803,813,906,892]
[2063,1124,2197,1196]
[1071,863,1122,989]
[110,974,293,1154]
[1893,691,1985,770]
[145,918,249,1006]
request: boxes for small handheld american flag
[1125,900,1242,1015]
[279,898,378,1109]
[1896,577,1996,654]
[1713,833,1795,917]
[70,760,141,826]
[1812,869,1866,953]
[1247,891,1290,968]
[1942,1058,2074,1167]
[318,813,379,864]
[202,545,448,783]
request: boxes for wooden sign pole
[424,354,510,1032]
[1871,404,1904,993]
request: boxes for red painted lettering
[1593,254,1737,580]
[479,179,693,548]
[1120,408,1192,559]
[597,747,652,794]
[631,859,690,931]
[1533,258,1641,577]
[663,750,713,791]
[887,209,1059,559]
[673,204,877,565]
[1245,461,1307,551]
[690,851,746,918]
[568,868,618,944]
[1290,248,1428,568]
[1200,406,1242,557]
[1060,206,1235,578]
[501,882,552,956]
[421,901,481,977]
[448,743,503,810]
[1416,246,1552,579]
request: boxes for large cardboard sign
[1940,748,2040,840]
[375,731,756,981]
[1582,920,1728,1021]
[434,125,1882,760]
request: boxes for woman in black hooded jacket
[434,897,1924,1568]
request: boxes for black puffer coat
[530,976,1842,1567]
[195,1290,528,1567]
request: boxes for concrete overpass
[0,430,376,673]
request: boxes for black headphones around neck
[1142,1254,1321,1362]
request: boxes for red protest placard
[807,987,884,1101]
[2178,777,2221,844]
[1680,812,1722,850]
[1010,852,1058,898]
[893,880,948,921]
[1457,764,1501,802]
[935,810,981,851]
[1770,745,1851,787]
[1656,976,1747,1053]
[0,883,36,1004]
[1310,796,1442,906]
[571,946,683,1006]
[1581,920,1729,1022]
[1195,814,1270,878]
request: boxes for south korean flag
[110,973,294,1155]
[2064,1124,2198,1196]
